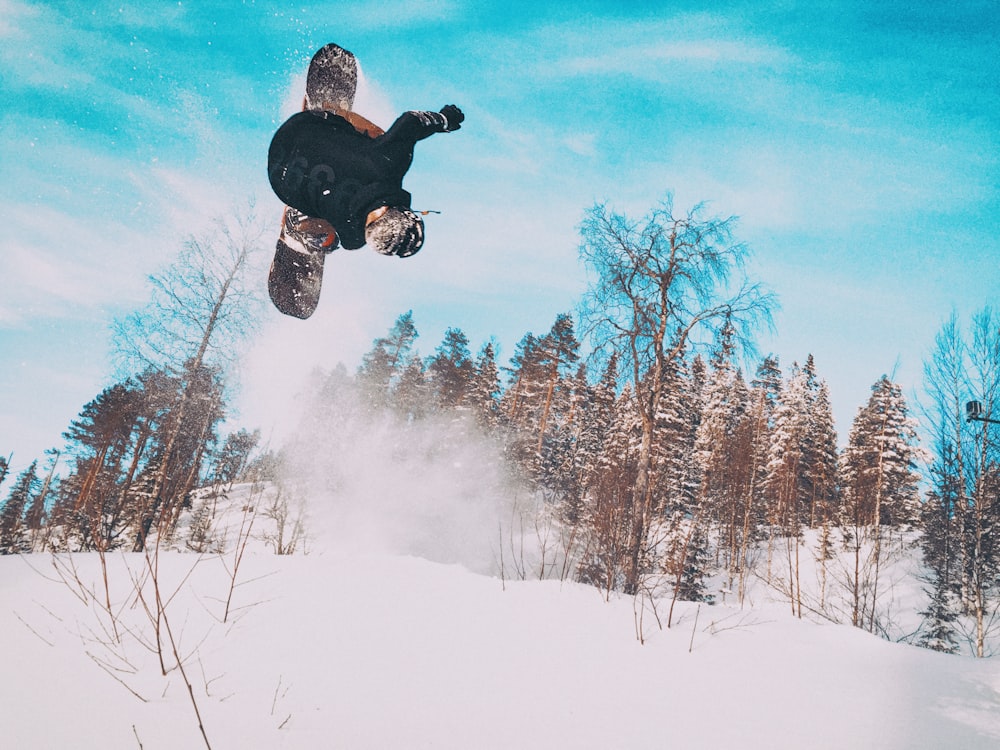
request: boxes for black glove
[440,104,464,132]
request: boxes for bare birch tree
[578,195,775,594]
[963,309,1000,656]
[113,206,267,549]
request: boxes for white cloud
[0,2,98,89]
[559,37,793,77]
[344,0,462,29]
[0,0,37,37]
[562,132,597,157]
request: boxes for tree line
[1,197,997,656]
[1,209,267,556]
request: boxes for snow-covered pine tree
[212,429,261,488]
[499,318,580,487]
[841,376,922,529]
[357,310,419,411]
[23,450,58,550]
[575,385,640,594]
[918,582,961,654]
[500,332,544,427]
[0,461,39,554]
[807,379,841,607]
[425,327,474,412]
[716,355,781,603]
[577,355,619,501]
[392,355,431,421]
[750,355,782,421]
[919,314,971,650]
[693,321,751,594]
[469,342,501,430]
[807,379,841,524]
[918,448,963,652]
[763,362,812,614]
[500,315,581,459]
[840,375,923,631]
[548,362,592,529]
[533,314,581,454]
[653,340,701,519]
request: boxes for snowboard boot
[281,206,339,254]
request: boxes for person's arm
[379,105,464,144]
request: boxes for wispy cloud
[0,0,38,37]
[556,37,793,77]
[2,0,997,472]
[0,206,153,326]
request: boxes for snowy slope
[3,539,1000,749]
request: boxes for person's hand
[440,104,464,131]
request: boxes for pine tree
[533,314,581,454]
[391,355,431,421]
[918,447,963,652]
[501,332,545,427]
[469,342,501,430]
[694,322,752,594]
[60,381,146,550]
[1,461,39,553]
[918,584,960,654]
[548,363,592,528]
[763,363,811,614]
[807,380,841,524]
[500,332,538,424]
[23,450,59,550]
[750,356,782,421]
[0,455,10,492]
[212,429,261,487]
[795,356,841,526]
[578,354,619,495]
[426,327,474,411]
[357,310,419,410]
[653,341,701,519]
[500,332,549,478]
[841,376,922,529]
[576,385,640,594]
[129,364,226,550]
[840,375,923,631]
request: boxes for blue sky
[1,0,997,474]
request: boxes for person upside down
[266,102,464,317]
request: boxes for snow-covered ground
[3,506,1000,749]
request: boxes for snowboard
[268,43,358,319]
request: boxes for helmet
[365,207,425,258]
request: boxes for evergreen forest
[2,198,998,659]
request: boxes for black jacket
[267,109,448,249]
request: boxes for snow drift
[3,540,1000,749]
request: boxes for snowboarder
[267,103,464,257]
[265,43,465,318]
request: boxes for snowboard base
[270,43,359,318]
[268,234,327,320]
